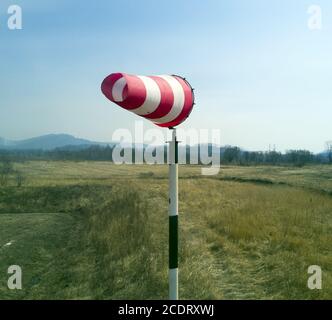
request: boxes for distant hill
[0,134,112,151]
[319,151,330,161]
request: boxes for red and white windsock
[101,73,195,128]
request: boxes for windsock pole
[169,127,178,300]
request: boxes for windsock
[101,73,195,128]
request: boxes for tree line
[221,147,322,167]
[0,145,330,167]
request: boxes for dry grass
[181,179,332,299]
[0,161,331,299]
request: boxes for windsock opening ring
[101,73,195,128]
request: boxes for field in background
[0,161,331,299]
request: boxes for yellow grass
[0,161,331,299]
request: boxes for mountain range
[0,134,111,151]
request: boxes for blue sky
[0,0,331,152]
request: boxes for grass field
[0,161,331,299]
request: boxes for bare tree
[0,159,14,186]
[326,141,332,164]
[15,170,25,187]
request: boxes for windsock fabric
[101,73,195,127]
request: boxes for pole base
[169,268,178,300]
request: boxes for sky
[0,0,331,153]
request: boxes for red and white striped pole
[168,127,178,300]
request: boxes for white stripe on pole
[132,76,161,116]
[169,268,178,300]
[153,75,185,124]
[169,130,178,217]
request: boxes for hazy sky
[0,0,331,152]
